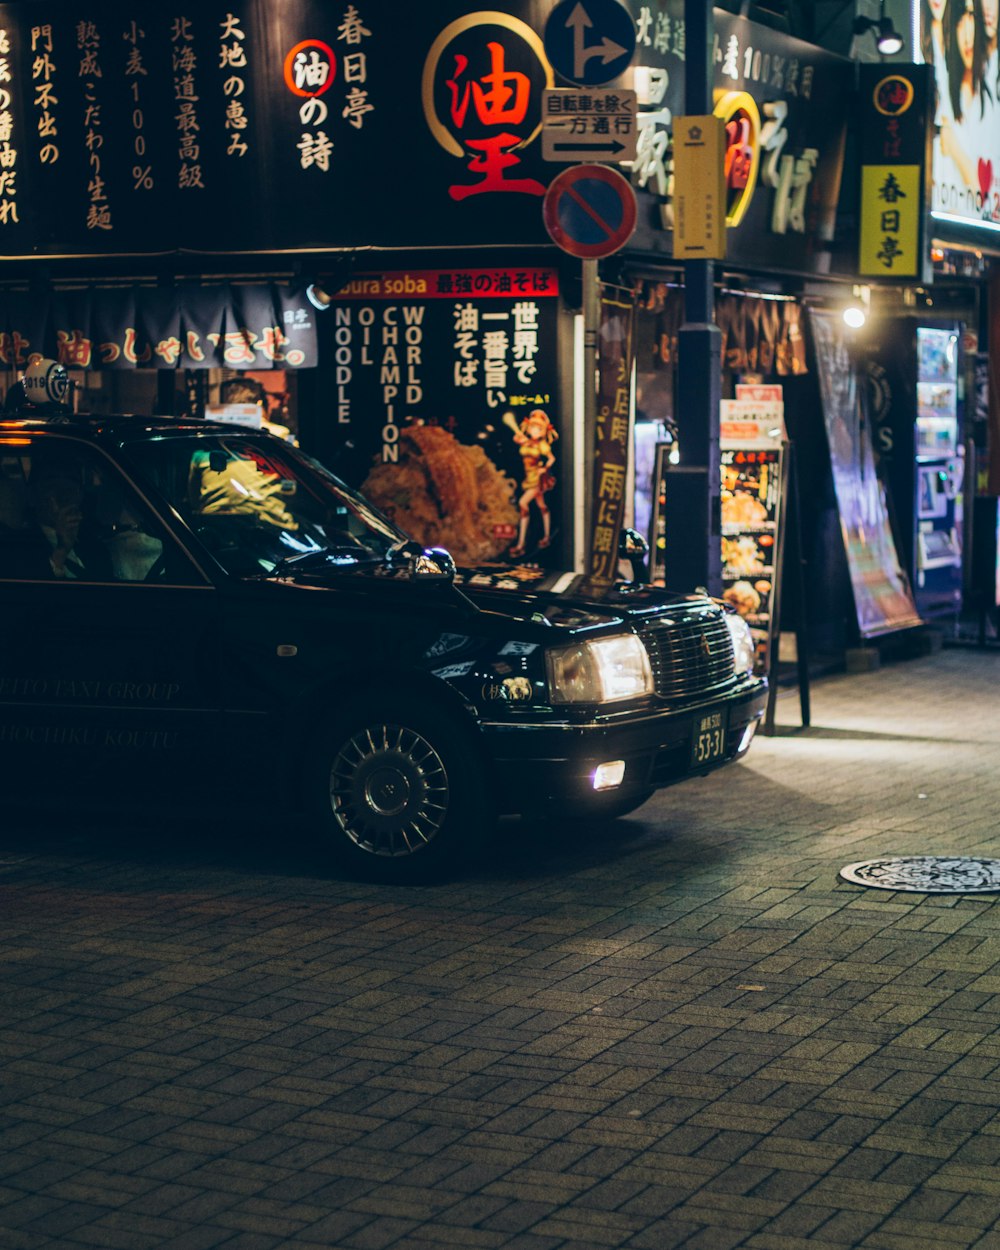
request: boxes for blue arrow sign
[544,0,636,87]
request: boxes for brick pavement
[2,646,1000,1249]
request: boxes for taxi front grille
[639,608,736,700]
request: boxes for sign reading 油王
[0,2,561,257]
[320,268,563,568]
[858,65,933,280]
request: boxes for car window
[126,434,404,577]
[0,436,195,585]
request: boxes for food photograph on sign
[324,268,562,568]
[921,0,1000,225]
[720,448,781,671]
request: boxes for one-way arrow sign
[541,88,637,163]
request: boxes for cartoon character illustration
[502,408,557,557]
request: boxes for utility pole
[666,0,722,595]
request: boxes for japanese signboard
[0,282,317,370]
[720,393,786,675]
[858,65,933,280]
[0,2,566,256]
[623,5,851,275]
[919,0,1000,234]
[320,267,562,568]
[588,283,636,582]
[0,4,851,269]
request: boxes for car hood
[453,563,714,631]
[282,557,713,633]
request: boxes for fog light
[593,760,626,791]
[739,721,758,752]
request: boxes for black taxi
[0,365,767,880]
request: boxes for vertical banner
[989,268,1000,497]
[588,285,636,582]
[858,65,933,281]
[808,309,922,638]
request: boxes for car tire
[308,694,492,882]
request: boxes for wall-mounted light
[306,283,333,311]
[853,7,904,55]
[842,284,871,329]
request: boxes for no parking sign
[541,164,637,259]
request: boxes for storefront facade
[0,1,995,668]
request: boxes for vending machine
[867,320,964,621]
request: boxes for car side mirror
[618,527,649,582]
[388,540,456,581]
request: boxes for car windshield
[125,433,404,577]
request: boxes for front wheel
[309,696,491,881]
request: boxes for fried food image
[361,424,519,565]
[722,534,766,575]
[723,580,761,617]
[721,489,768,526]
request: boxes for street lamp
[853,9,904,56]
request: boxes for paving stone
[4,651,1000,1249]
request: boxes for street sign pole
[582,256,599,563]
[543,0,638,575]
[668,0,722,596]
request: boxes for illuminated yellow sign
[859,164,921,277]
[713,91,761,228]
[672,115,726,259]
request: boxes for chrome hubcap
[329,722,449,858]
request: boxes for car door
[0,433,226,805]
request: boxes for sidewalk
[1,647,1000,1249]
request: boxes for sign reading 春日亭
[858,65,933,281]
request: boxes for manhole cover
[839,856,1000,893]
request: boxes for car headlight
[546,634,654,704]
[725,611,756,676]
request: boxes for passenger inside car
[26,459,113,581]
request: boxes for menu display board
[323,267,562,568]
[720,391,786,676]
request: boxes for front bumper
[481,681,768,815]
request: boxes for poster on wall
[809,308,923,638]
[919,0,1000,229]
[325,266,561,568]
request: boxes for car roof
[0,412,261,445]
